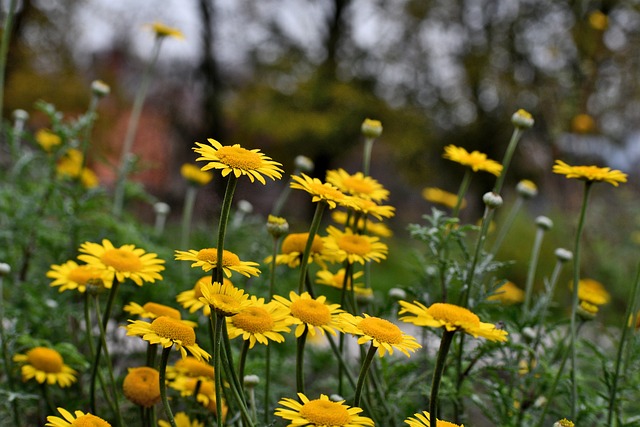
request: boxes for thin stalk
[532,259,566,353]
[490,196,524,256]
[180,186,198,250]
[216,176,238,283]
[297,202,326,294]
[238,340,250,387]
[362,137,375,176]
[569,182,592,420]
[220,323,254,426]
[0,0,18,121]
[264,235,280,424]
[430,330,456,427]
[452,170,472,219]
[523,227,546,315]
[211,313,224,427]
[159,346,177,427]
[607,261,640,425]
[113,38,163,216]
[460,205,494,308]
[296,327,309,394]
[353,343,378,407]
[493,127,523,195]
[41,383,55,415]
[0,274,20,425]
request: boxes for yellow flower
[405,410,463,427]
[226,296,293,348]
[275,393,374,427]
[422,187,466,210]
[323,225,388,265]
[193,138,283,184]
[122,367,161,408]
[552,160,627,186]
[554,419,575,427]
[571,278,610,306]
[78,239,165,286]
[325,168,389,202]
[273,291,344,338]
[588,10,608,31]
[56,149,99,189]
[348,197,396,221]
[443,145,503,176]
[339,313,421,357]
[126,316,210,361]
[316,268,371,297]
[571,114,596,134]
[488,281,525,305]
[123,301,197,326]
[265,232,327,268]
[47,260,111,292]
[159,412,205,427]
[149,22,185,40]
[399,301,508,342]
[35,129,62,152]
[13,347,77,387]
[167,356,214,380]
[168,377,228,418]
[290,173,356,209]
[199,280,252,317]
[176,276,233,316]
[361,118,383,138]
[46,408,111,427]
[175,248,260,277]
[331,211,392,237]
[181,163,214,186]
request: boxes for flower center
[290,299,331,326]
[427,303,480,326]
[101,249,143,272]
[343,176,374,195]
[27,347,63,373]
[216,146,263,170]
[338,234,371,256]
[71,414,111,427]
[68,265,101,285]
[175,357,214,377]
[143,302,181,319]
[232,307,275,333]
[196,249,240,266]
[281,234,323,254]
[150,316,196,346]
[358,317,403,344]
[299,399,351,425]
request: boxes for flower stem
[493,127,523,195]
[430,330,456,427]
[354,343,378,408]
[0,275,20,426]
[296,327,309,394]
[0,0,18,122]
[159,346,177,427]
[180,186,198,250]
[607,261,640,425]
[362,137,375,176]
[569,182,592,420]
[490,196,524,256]
[452,169,472,219]
[216,175,238,283]
[211,313,224,427]
[298,202,326,294]
[238,340,250,386]
[523,227,546,316]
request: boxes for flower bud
[554,248,573,263]
[243,374,260,388]
[483,192,503,208]
[553,418,574,427]
[388,287,407,300]
[153,202,170,216]
[516,180,538,199]
[361,118,383,138]
[294,155,314,173]
[329,394,344,402]
[535,216,553,231]
[237,200,253,215]
[0,263,10,276]
[511,109,534,129]
[266,215,289,238]
[12,109,29,123]
[91,80,111,98]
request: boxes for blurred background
[3,0,640,301]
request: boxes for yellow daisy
[175,248,260,277]
[553,160,627,186]
[46,408,111,427]
[399,301,508,342]
[56,149,99,189]
[159,412,205,427]
[193,138,283,184]
[35,129,62,152]
[226,296,293,348]
[177,276,233,316]
[168,377,228,419]
[78,239,165,286]
[487,281,525,305]
[199,280,252,317]
[273,291,344,338]
[571,278,611,306]
[422,187,466,210]
[405,410,463,427]
[13,347,77,388]
[331,211,392,237]
[443,145,503,176]
[123,301,197,327]
[265,232,327,268]
[290,173,356,209]
[122,366,161,408]
[325,168,390,202]
[316,268,371,297]
[323,225,388,265]
[167,356,215,380]
[348,197,396,221]
[125,316,210,361]
[149,22,185,40]
[181,163,214,186]
[47,260,112,292]
[275,393,374,427]
[339,313,421,357]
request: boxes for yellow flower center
[71,414,111,427]
[337,234,371,256]
[290,299,331,326]
[299,399,351,425]
[358,317,403,344]
[232,307,275,333]
[427,303,480,327]
[68,265,101,285]
[216,146,263,170]
[101,249,143,272]
[281,234,323,254]
[122,367,161,407]
[26,347,63,373]
[343,176,375,195]
[211,294,242,310]
[175,357,214,377]
[197,249,240,266]
[150,316,196,346]
[142,302,181,319]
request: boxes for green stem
[298,202,326,294]
[0,0,17,122]
[180,186,198,250]
[460,205,494,308]
[264,345,272,425]
[159,346,177,427]
[607,261,640,426]
[211,313,224,427]
[238,339,250,387]
[354,343,378,407]
[452,170,472,219]
[216,175,238,283]
[523,227,546,316]
[296,327,308,394]
[430,330,456,427]
[0,275,20,426]
[362,137,375,176]
[532,259,566,353]
[41,383,55,415]
[490,196,524,256]
[220,322,254,426]
[569,182,592,420]
[113,38,163,216]
[493,127,523,194]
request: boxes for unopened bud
[91,80,111,98]
[388,287,407,300]
[243,374,260,388]
[554,248,573,263]
[516,180,538,199]
[511,109,534,129]
[294,155,314,173]
[0,263,11,276]
[483,192,503,208]
[266,215,289,238]
[361,118,383,138]
[535,216,553,231]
